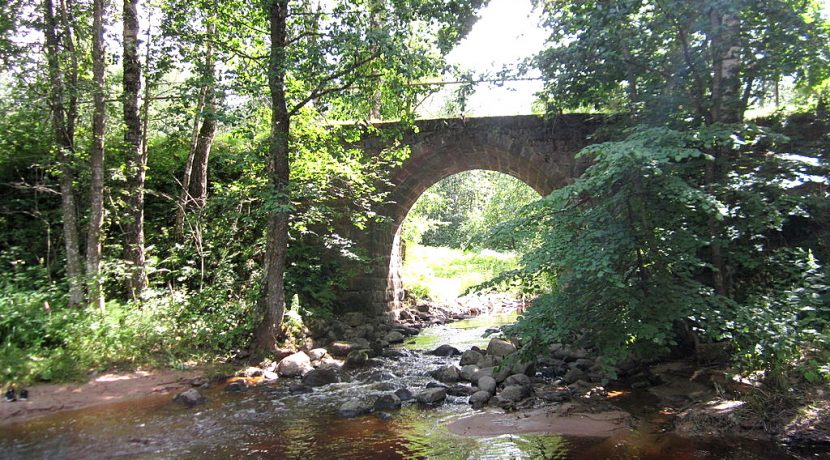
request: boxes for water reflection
[1,313,827,459]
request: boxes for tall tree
[254,0,488,353]
[175,19,218,237]
[86,0,107,310]
[43,0,83,306]
[122,0,147,298]
[534,0,829,124]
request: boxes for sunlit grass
[402,244,519,301]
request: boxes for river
[0,313,826,459]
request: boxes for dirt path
[0,368,203,426]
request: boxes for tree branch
[288,50,381,117]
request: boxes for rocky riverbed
[2,300,828,459]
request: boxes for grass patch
[402,244,520,300]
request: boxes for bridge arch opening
[389,169,542,309]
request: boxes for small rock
[373,393,402,411]
[564,368,587,384]
[426,382,448,389]
[476,355,498,368]
[372,382,397,391]
[541,391,570,402]
[365,370,397,382]
[429,344,461,357]
[499,384,531,402]
[308,348,327,361]
[504,374,532,388]
[384,331,405,343]
[469,390,491,409]
[328,341,355,357]
[289,383,313,394]
[470,367,495,385]
[375,411,394,421]
[447,385,477,397]
[430,365,461,383]
[344,350,369,368]
[460,350,484,366]
[339,399,371,418]
[239,367,263,378]
[277,351,313,377]
[225,380,247,392]
[460,365,479,381]
[262,370,279,381]
[415,387,447,405]
[173,388,206,407]
[190,377,209,387]
[302,368,340,387]
[383,349,408,359]
[395,388,414,401]
[477,376,497,394]
[486,338,517,357]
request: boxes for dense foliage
[401,170,539,249]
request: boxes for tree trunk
[86,0,107,311]
[189,22,217,209]
[707,6,742,297]
[710,8,742,124]
[43,0,84,306]
[123,0,147,299]
[255,0,290,355]
[175,21,216,237]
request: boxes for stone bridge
[336,114,610,317]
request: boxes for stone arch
[338,114,606,317]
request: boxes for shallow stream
[1,314,826,459]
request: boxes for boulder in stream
[302,368,340,387]
[430,365,461,383]
[486,338,517,357]
[308,348,327,361]
[373,393,402,411]
[415,387,447,405]
[460,365,479,382]
[469,390,491,409]
[277,351,313,377]
[339,399,372,418]
[460,350,484,366]
[499,384,531,402]
[174,388,206,407]
[344,350,369,368]
[395,388,414,401]
[384,331,405,343]
[429,344,461,357]
[477,376,497,395]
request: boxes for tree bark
[43,0,84,306]
[189,22,217,210]
[123,0,147,299]
[707,6,742,297]
[710,8,742,124]
[86,0,107,311]
[255,0,290,354]
[175,21,216,237]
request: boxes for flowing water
[1,314,827,459]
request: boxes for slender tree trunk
[255,0,290,354]
[123,0,147,299]
[86,0,107,311]
[174,86,207,238]
[710,8,742,124]
[43,0,84,306]
[189,22,217,209]
[175,22,216,237]
[707,6,742,297]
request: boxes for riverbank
[0,368,203,427]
